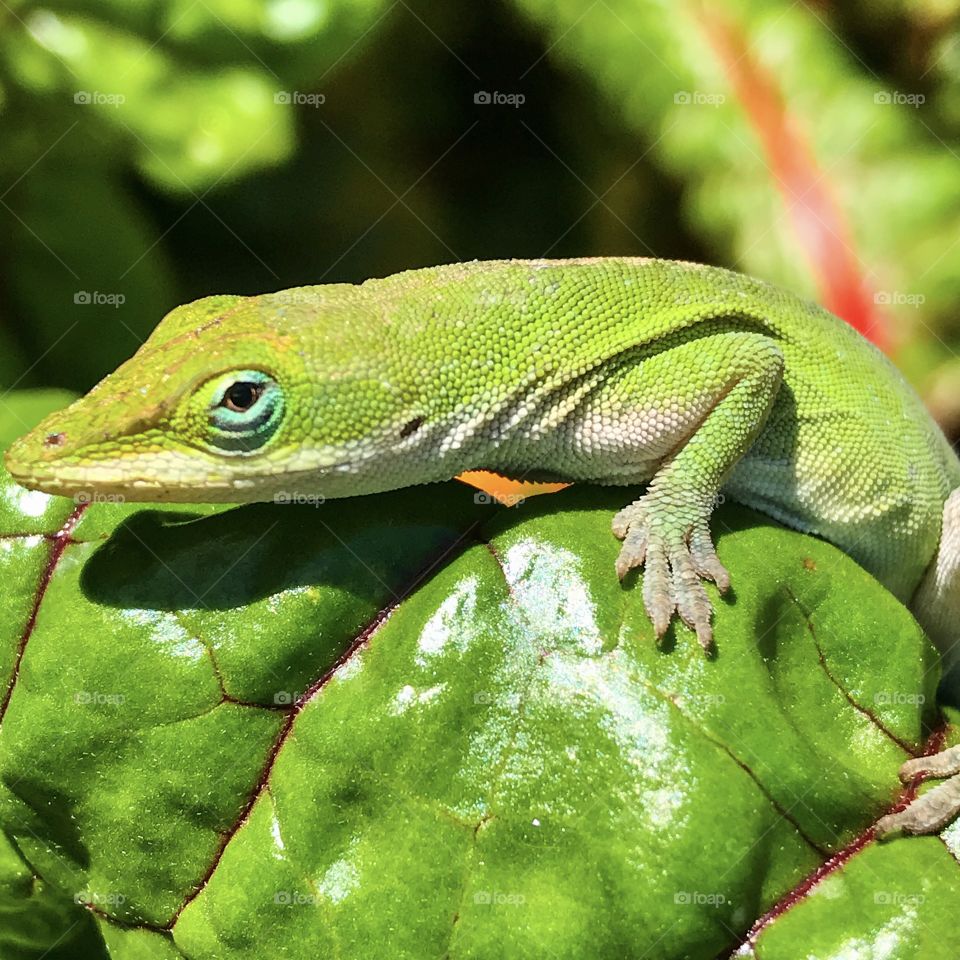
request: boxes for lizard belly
[496,397,708,485]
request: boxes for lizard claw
[613,500,725,653]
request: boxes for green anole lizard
[5,258,959,837]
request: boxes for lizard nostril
[43,432,66,447]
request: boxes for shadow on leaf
[79,487,486,612]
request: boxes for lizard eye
[204,370,284,453]
[222,380,262,413]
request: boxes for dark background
[1,0,959,441]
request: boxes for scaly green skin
[5,257,960,835]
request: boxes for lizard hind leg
[607,331,785,653]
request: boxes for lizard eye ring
[203,370,285,453]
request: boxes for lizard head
[4,288,421,503]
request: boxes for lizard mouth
[4,439,363,505]
[4,457,239,503]
[4,434,258,503]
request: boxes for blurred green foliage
[0,0,959,440]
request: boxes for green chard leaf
[0,390,956,959]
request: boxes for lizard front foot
[876,744,960,837]
[612,498,730,653]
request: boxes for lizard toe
[671,544,715,652]
[689,525,730,593]
[615,527,648,580]
[639,541,674,640]
[876,773,960,838]
[612,503,644,541]
[898,744,960,783]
